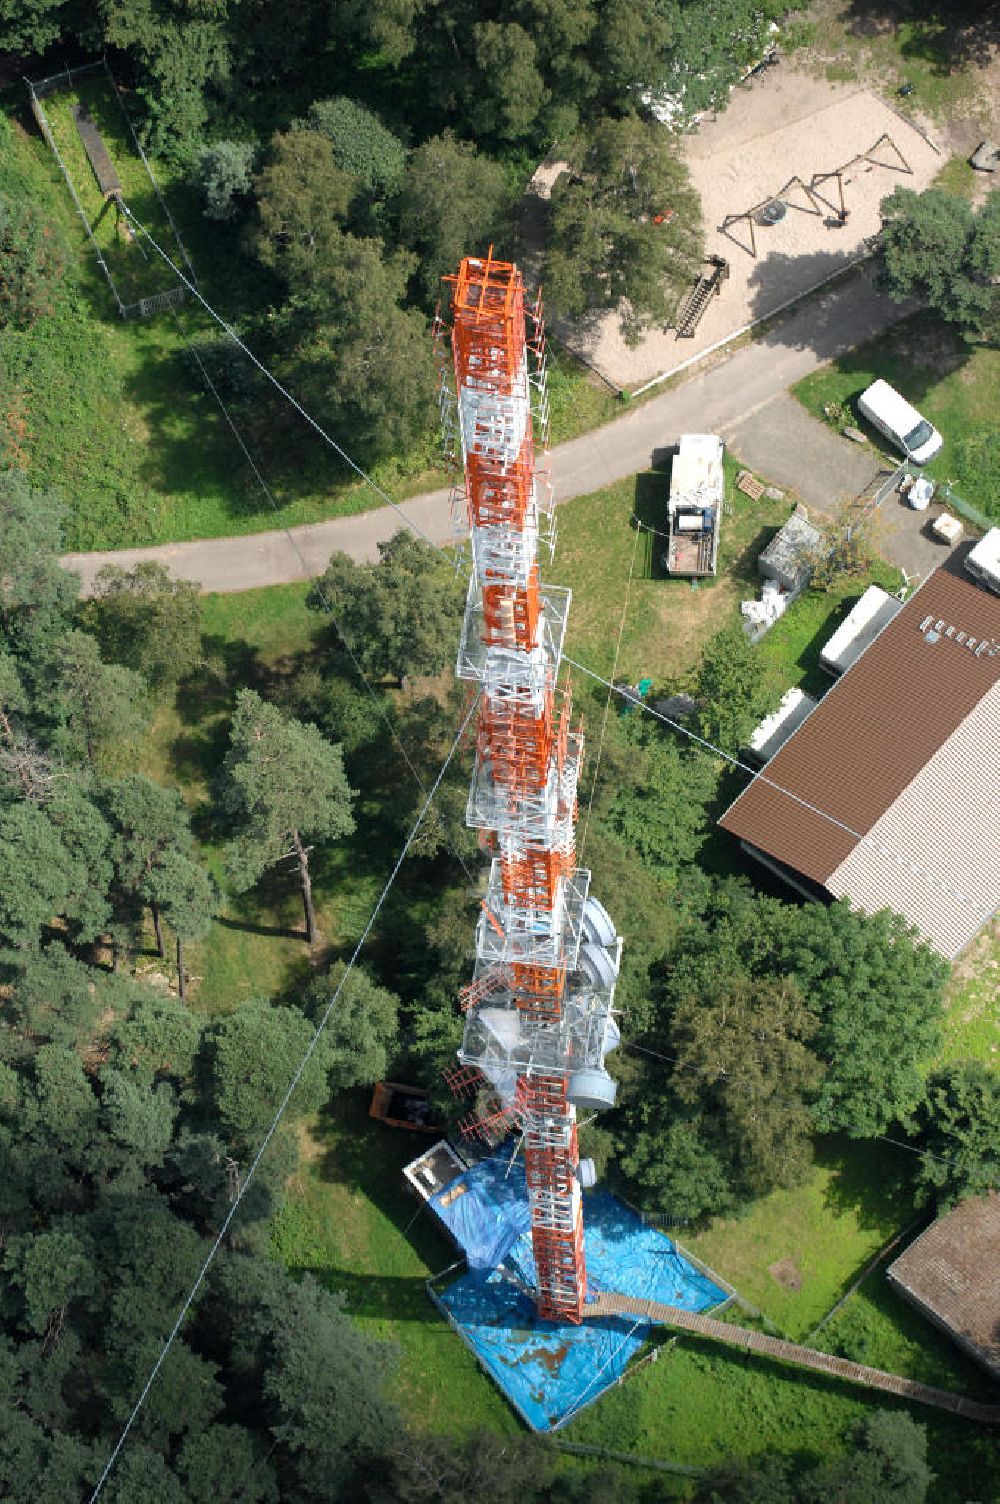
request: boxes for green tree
[693,1453,796,1504]
[779,903,946,1136]
[0,471,78,652]
[878,186,1000,343]
[908,1062,1000,1208]
[369,1428,554,1504]
[309,531,464,688]
[155,847,216,1002]
[469,22,549,141]
[281,233,437,462]
[96,0,233,157]
[0,192,66,330]
[0,798,110,950]
[620,1113,733,1222]
[221,690,355,946]
[0,0,68,52]
[601,716,718,879]
[304,97,406,197]
[2,945,101,1056]
[800,1409,932,1504]
[693,624,777,753]
[3,1228,95,1338]
[103,774,188,958]
[176,1424,278,1503]
[40,629,148,767]
[302,962,399,1091]
[398,132,513,309]
[546,116,703,343]
[252,130,354,292]
[671,974,822,1198]
[84,561,203,692]
[194,139,257,221]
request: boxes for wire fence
[25,58,192,321]
[25,75,126,318]
[869,461,995,535]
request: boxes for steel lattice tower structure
[436,252,622,1325]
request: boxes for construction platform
[413,1151,726,1430]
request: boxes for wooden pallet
[736,470,764,502]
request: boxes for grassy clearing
[271,1095,517,1436]
[38,74,183,308]
[932,155,980,199]
[267,1097,999,1496]
[683,1139,913,1339]
[792,312,1000,521]
[789,2,991,123]
[138,583,388,1016]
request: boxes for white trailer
[667,434,724,577]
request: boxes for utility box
[666,434,724,577]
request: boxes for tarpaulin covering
[430,1153,532,1270]
[435,1191,727,1431]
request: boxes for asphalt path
[63,267,914,595]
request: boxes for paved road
[724,393,880,514]
[63,267,914,595]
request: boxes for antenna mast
[438,252,622,1323]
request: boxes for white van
[857,379,943,465]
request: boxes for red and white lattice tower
[436,253,621,1324]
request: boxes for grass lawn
[38,73,185,308]
[682,1139,913,1339]
[792,312,1000,524]
[270,1095,518,1436]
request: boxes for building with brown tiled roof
[887,1193,1000,1381]
[719,547,1000,958]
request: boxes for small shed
[887,1192,1000,1381]
[758,505,823,595]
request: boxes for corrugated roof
[887,1193,1000,1378]
[720,554,1000,952]
[827,679,1000,956]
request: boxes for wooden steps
[586,1293,1000,1425]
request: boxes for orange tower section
[437,253,622,1326]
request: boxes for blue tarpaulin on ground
[430,1153,532,1270]
[433,1184,727,1431]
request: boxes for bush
[0,192,66,328]
[303,97,406,196]
[194,140,256,221]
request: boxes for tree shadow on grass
[215,914,303,942]
[287,1264,443,1324]
[816,1136,915,1232]
[634,469,670,581]
[845,0,1000,73]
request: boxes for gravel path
[63,266,914,596]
